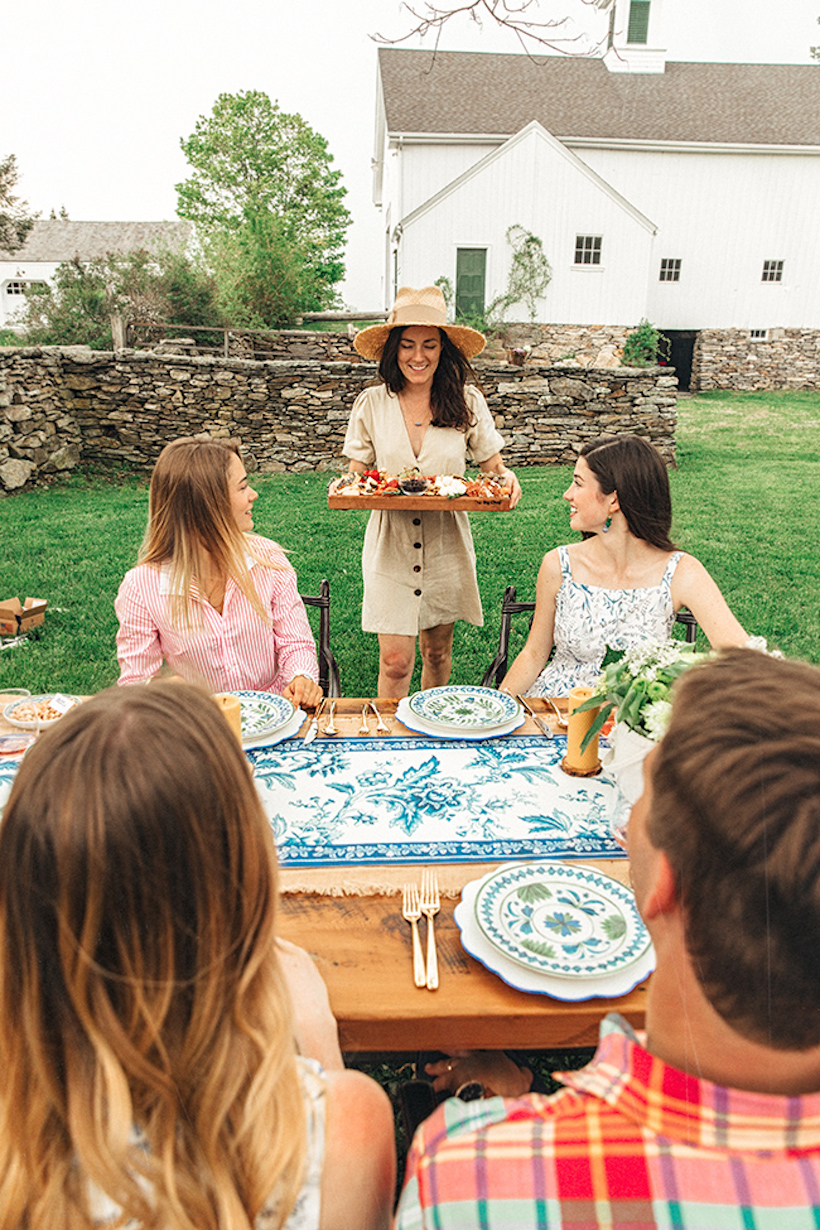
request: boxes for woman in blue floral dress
[501,435,750,698]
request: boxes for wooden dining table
[0,691,647,1056]
[276,696,647,1054]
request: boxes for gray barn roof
[0,220,191,262]
[379,49,820,147]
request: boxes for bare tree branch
[372,0,615,58]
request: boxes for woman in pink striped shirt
[115,438,322,706]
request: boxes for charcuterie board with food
[327,470,512,511]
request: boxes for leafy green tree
[206,210,311,329]
[19,247,221,349]
[0,155,36,252]
[176,91,351,317]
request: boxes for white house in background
[372,0,820,379]
[0,221,190,329]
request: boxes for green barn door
[456,248,486,320]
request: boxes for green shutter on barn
[627,0,650,44]
[455,249,486,320]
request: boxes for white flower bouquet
[578,640,710,753]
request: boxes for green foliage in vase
[176,91,351,321]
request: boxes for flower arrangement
[578,640,710,753]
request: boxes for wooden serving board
[328,491,511,511]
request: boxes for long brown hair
[0,684,305,1230]
[140,437,272,627]
[378,326,477,430]
[580,435,676,551]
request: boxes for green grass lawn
[1,389,819,695]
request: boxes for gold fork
[420,869,440,991]
[369,700,390,733]
[402,883,426,988]
[544,696,569,729]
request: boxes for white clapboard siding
[398,123,655,326]
[578,147,820,329]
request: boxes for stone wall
[0,344,677,491]
[140,323,632,366]
[692,328,820,391]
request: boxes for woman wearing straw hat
[344,286,522,697]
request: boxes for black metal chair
[480,584,699,689]
[300,578,341,697]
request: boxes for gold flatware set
[402,871,440,990]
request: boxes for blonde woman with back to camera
[0,683,395,1230]
[116,437,322,707]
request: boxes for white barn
[0,221,190,330]
[372,0,820,384]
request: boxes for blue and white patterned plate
[407,685,520,731]
[474,862,650,979]
[227,691,294,741]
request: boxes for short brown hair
[580,435,675,551]
[649,649,820,1049]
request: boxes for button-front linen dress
[343,384,505,635]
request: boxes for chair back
[300,579,341,697]
[480,585,699,689]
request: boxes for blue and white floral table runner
[249,733,624,868]
[0,733,625,869]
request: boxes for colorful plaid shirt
[395,1014,820,1229]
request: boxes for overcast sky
[4,0,817,308]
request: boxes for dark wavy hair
[378,326,477,431]
[580,435,676,551]
[650,650,820,1049]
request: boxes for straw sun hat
[353,286,486,361]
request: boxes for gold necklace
[399,394,430,428]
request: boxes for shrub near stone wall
[693,328,820,391]
[0,345,677,491]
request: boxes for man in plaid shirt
[396,650,820,1229]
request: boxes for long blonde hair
[140,437,271,627]
[0,683,305,1230]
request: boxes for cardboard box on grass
[0,597,48,636]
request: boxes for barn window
[574,235,602,265]
[762,260,783,282]
[455,248,486,319]
[4,280,47,295]
[627,0,651,44]
[659,258,681,282]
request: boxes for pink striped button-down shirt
[115,538,319,694]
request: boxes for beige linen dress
[343,383,505,635]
